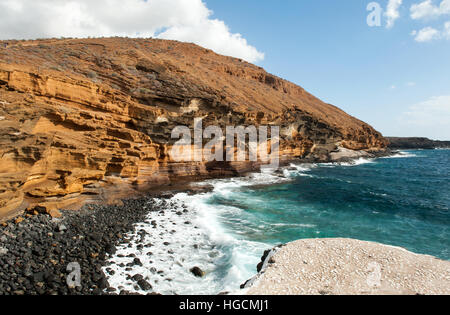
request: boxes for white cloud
[386,0,403,28]
[399,95,450,139]
[411,26,441,41]
[406,82,416,86]
[157,19,264,64]
[444,21,450,38]
[410,0,450,20]
[411,21,450,41]
[0,0,264,63]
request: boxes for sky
[0,0,449,139]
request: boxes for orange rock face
[0,38,387,220]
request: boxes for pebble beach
[0,197,162,295]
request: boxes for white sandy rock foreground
[245,238,450,295]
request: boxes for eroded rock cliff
[0,38,387,220]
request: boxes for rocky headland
[243,239,450,295]
[0,37,387,222]
[387,137,450,150]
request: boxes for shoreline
[0,149,420,295]
[0,147,394,224]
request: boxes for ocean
[105,149,450,295]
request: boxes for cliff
[387,137,450,150]
[0,38,387,220]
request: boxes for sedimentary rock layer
[0,38,387,220]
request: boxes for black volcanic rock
[0,197,164,295]
[190,267,205,278]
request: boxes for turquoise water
[207,149,450,264]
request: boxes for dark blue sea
[212,149,450,260]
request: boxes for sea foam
[382,151,418,159]
[104,188,270,295]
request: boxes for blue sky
[205,0,450,139]
[0,0,448,139]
